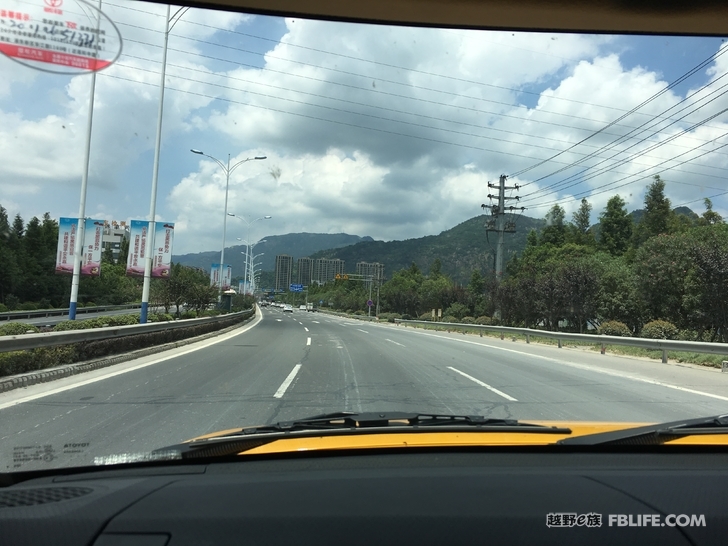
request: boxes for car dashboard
[2,449,728,545]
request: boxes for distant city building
[275,254,293,291]
[297,257,314,286]
[356,262,385,286]
[102,220,129,262]
[314,258,345,284]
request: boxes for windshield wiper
[151,412,572,460]
[558,413,728,446]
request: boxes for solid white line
[304,327,309,332]
[385,338,405,347]
[312,321,320,324]
[405,329,728,403]
[448,366,518,401]
[0,311,265,410]
[298,321,303,325]
[273,364,301,399]
[276,319,282,322]
[357,329,369,334]
[307,337,311,346]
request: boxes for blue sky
[3,0,728,254]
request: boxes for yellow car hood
[186,421,728,456]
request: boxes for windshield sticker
[10,442,92,470]
[0,0,122,74]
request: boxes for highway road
[3,306,728,472]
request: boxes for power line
[526,131,728,210]
[510,43,728,180]
[519,83,728,202]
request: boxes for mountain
[310,214,546,284]
[173,233,374,275]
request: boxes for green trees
[599,195,632,256]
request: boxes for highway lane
[2,307,728,472]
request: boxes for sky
[2,0,728,255]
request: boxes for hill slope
[173,233,373,274]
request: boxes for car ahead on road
[283,305,293,313]
[299,305,307,311]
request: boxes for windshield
[2,0,728,472]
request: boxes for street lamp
[190,150,266,299]
[249,252,265,292]
[139,5,190,324]
[229,214,270,295]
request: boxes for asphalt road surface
[3,307,728,471]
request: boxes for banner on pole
[152,222,174,278]
[126,220,149,277]
[81,218,104,276]
[55,217,78,275]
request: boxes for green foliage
[0,322,40,336]
[148,313,175,322]
[441,315,459,323]
[53,314,139,331]
[632,175,676,248]
[418,312,432,321]
[461,316,476,324]
[0,304,7,312]
[5,294,19,310]
[541,204,566,247]
[475,316,493,325]
[444,302,469,319]
[598,320,632,337]
[599,195,632,256]
[640,320,678,340]
[181,310,197,320]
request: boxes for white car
[283,305,293,313]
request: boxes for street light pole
[190,150,266,300]
[230,214,270,295]
[140,5,189,324]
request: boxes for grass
[400,322,728,368]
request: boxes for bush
[181,311,197,320]
[401,314,413,320]
[5,294,19,311]
[85,302,97,308]
[598,320,631,337]
[418,313,433,321]
[381,313,401,323]
[444,303,469,320]
[677,329,712,342]
[354,310,365,316]
[461,316,476,324]
[149,313,174,322]
[0,323,40,336]
[441,315,459,323]
[0,304,8,313]
[641,320,678,340]
[17,302,38,311]
[475,316,493,325]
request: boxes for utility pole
[483,174,525,283]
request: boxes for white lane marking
[276,319,282,322]
[307,337,311,346]
[357,329,369,334]
[312,321,320,324]
[0,311,265,410]
[298,321,303,325]
[448,366,518,402]
[385,339,405,347]
[304,327,309,332]
[274,364,302,399]
[404,329,728,403]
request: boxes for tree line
[310,176,727,341]
[0,205,218,316]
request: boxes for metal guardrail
[0,304,142,321]
[0,309,254,353]
[317,309,379,322]
[395,319,728,364]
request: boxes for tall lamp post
[228,213,271,294]
[190,150,266,298]
[249,252,265,292]
[140,5,190,324]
